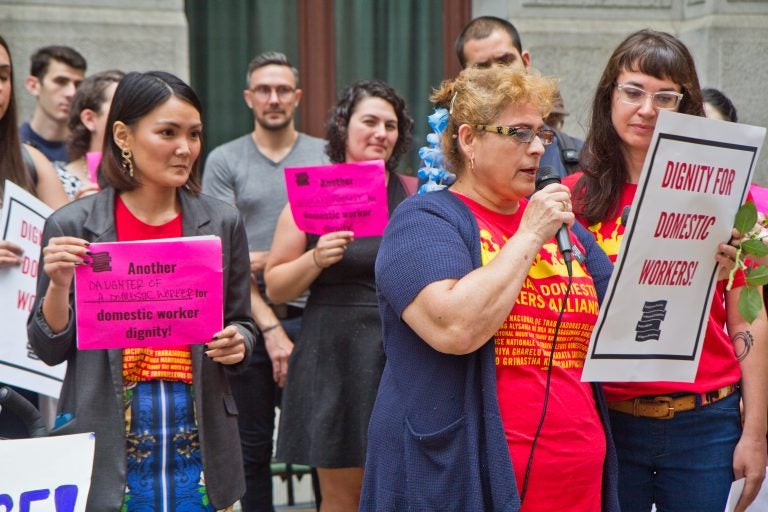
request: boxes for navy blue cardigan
[361,189,619,511]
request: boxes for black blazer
[27,186,256,511]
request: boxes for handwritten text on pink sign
[74,237,223,349]
[285,160,388,237]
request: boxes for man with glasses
[202,51,327,512]
[456,16,583,177]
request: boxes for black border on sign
[590,133,758,360]
[0,196,62,383]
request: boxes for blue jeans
[230,316,303,512]
[609,391,741,512]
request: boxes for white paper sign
[0,181,63,397]
[0,432,95,511]
[583,112,766,382]
[725,474,768,512]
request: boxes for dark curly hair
[67,69,124,162]
[325,80,413,172]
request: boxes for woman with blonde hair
[361,65,619,511]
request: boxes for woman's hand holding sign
[41,236,91,333]
[207,325,246,365]
[312,231,354,269]
[43,236,91,288]
[0,240,23,267]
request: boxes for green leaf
[742,238,768,257]
[734,201,758,235]
[737,285,763,324]
[747,266,768,286]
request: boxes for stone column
[0,0,188,123]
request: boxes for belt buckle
[648,396,675,419]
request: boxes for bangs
[622,44,688,86]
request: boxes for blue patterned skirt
[123,380,216,512]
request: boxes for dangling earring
[469,155,475,173]
[121,148,134,178]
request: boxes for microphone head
[535,166,560,192]
[621,206,631,226]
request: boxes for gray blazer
[27,186,256,511]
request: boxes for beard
[256,112,292,132]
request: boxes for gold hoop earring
[121,148,134,178]
[469,155,475,173]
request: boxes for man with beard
[456,16,583,177]
[203,51,327,511]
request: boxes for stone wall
[2,0,766,179]
[0,0,188,127]
[474,0,768,181]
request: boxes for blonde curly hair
[431,66,557,173]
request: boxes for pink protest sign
[74,236,223,350]
[85,151,101,185]
[749,183,768,215]
[285,160,388,237]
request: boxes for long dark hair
[325,80,413,172]
[67,69,124,162]
[101,71,203,193]
[0,36,35,197]
[575,29,704,225]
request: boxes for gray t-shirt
[203,132,328,250]
[202,132,327,306]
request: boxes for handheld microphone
[620,206,631,227]
[535,167,573,268]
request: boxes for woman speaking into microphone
[361,65,618,512]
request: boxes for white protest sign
[0,180,63,397]
[0,432,95,511]
[725,474,768,512]
[583,111,766,382]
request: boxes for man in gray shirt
[202,51,327,512]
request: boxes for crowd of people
[0,13,766,512]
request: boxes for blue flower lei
[417,108,456,194]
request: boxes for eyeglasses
[615,83,683,110]
[250,85,295,101]
[475,125,555,145]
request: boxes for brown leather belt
[607,384,738,420]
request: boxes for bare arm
[403,184,573,355]
[250,276,293,388]
[250,250,269,274]
[264,204,353,304]
[727,286,768,512]
[25,145,68,210]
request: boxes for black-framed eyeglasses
[475,125,555,145]
[615,83,683,110]
[251,85,295,101]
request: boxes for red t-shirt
[114,195,193,384]
[565,174,742,400]
[456,193,604,512]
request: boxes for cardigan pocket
[223,393,239,416]
[403,414,471,511]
